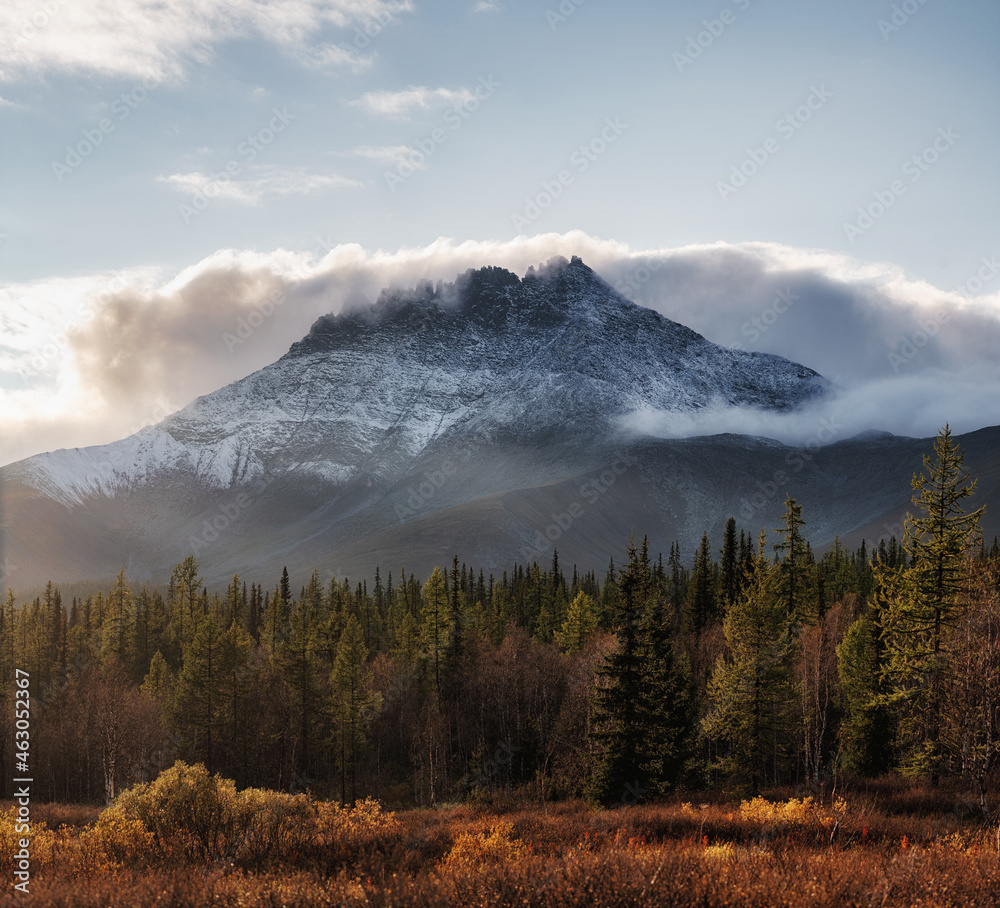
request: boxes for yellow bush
[740,796,818,825]
[441,821,526,870]
[703,842,735,861]
[740,796,847,830]
[317,797,400,844]
[78,812,155,871]
[108,761,246,861]
[0,808,57,875]
[231,788,314,866]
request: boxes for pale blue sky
[2,0,997,286]
[1,0,999,462]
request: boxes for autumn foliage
[3,765,1000,907]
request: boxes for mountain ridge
[6,256,829,504]
[6,256,988,590]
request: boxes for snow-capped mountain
[7,256,826,507]
[3,255,995,589]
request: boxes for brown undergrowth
[2,773,999,907]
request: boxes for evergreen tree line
[2,426,999,812]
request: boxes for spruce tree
[420,567,452,701]
[587,539,650,806]
[102,568,134,670]
[220,619,254,786]
[774,496,815,624]
[838,599,894,776]
[169,556,202,658]
[883,424,985,782]
[225,574,244,628]
[684,533,716,633]
[720,517,740,610]
[639,543,695,795]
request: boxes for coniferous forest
[3,426,999,819]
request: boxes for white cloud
[351,85,477,118]
[0,0,411,82]
[474,1,503,11]
[0,94,26,109]
[620,367,1000,449]
[158,167,362,204]
[289,42,377,74]
[346,144,426,169]
[2,231,999,466]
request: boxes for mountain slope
[1,254,922,589]
[5,257,828,506]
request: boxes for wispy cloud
[351,85,477,119]
[291,42,377,74]
[158,167,362,204]
[0,94,26,110]
[346,144,427,169]
[474,1,503,11]
[0,0,410,82]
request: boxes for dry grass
[2,787,999,907]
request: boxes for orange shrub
[441,820,527,870]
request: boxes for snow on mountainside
[8,256,830,507]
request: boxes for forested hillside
[3,428,998,814]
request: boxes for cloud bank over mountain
[2,232,998,465]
